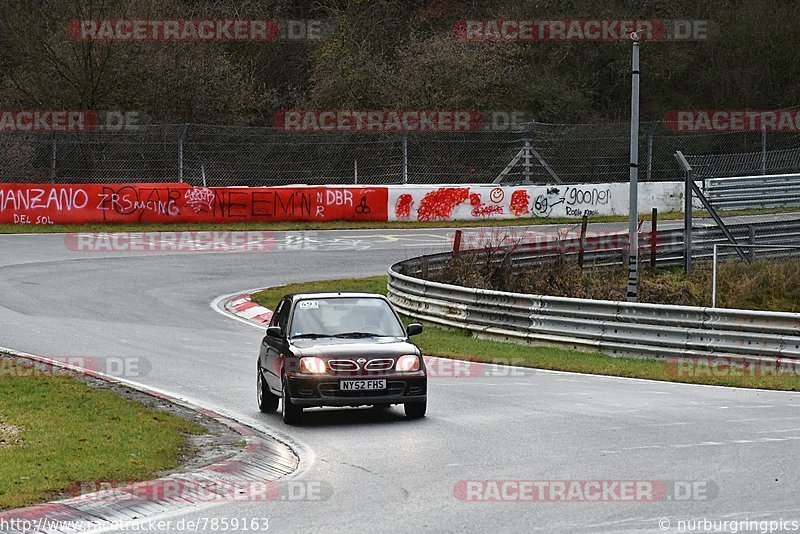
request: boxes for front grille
[328,359,358,372]
[364,358,394,372]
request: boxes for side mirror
[266,326,283,338]
[406,323,423,336]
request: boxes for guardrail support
[675,151,694,273]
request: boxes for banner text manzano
[0,184,388,225]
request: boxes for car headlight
[299,357,327,374]
[396,355,420,372]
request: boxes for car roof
[286,292,386,301]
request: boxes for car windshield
[289,297,405,339]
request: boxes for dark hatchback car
[257,292,427,424]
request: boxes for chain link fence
[1,121,800,186]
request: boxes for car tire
[281,377,303,425]
[404,401,426,419]
[257,363,279,413]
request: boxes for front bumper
[286,373,427,407]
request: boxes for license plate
[339,379,386,391]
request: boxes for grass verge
[0,358,205,510]
[1,206,796,234]
[432,258,800,312]
[251,276,800,392]
[0,216,613,234]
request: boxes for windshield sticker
[298,300,319,309]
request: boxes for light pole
[626,31,641,302]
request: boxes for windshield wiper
[291,333,333,339]
[331,331,385,338]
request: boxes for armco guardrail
[387,219,800,362]
[706,173,800,210]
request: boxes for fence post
[452,229,462,259]
[402,134,408,184]
[712,244,718,307]
[354,159,358,184]
[578,215,588,271]
[646,124,654,182]
[178,124,189,182]
[761,127,767,175]
[49,138,57,183]
[749,226,756,260]
[650,207,658,269]
[523,126,532,183]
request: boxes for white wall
[387,182,684,221]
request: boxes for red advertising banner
[0,183,388,225]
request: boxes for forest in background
[0,0,797,125]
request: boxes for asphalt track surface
[1,227,800,533]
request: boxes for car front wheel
[257,363,279,413]
[404,401,426,419]
[281,377,303,424]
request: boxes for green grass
[0,216,612,234]
[0,359,205,510]
[3,204,796,235]
[251,276,800,392]
[2,205,796,235]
